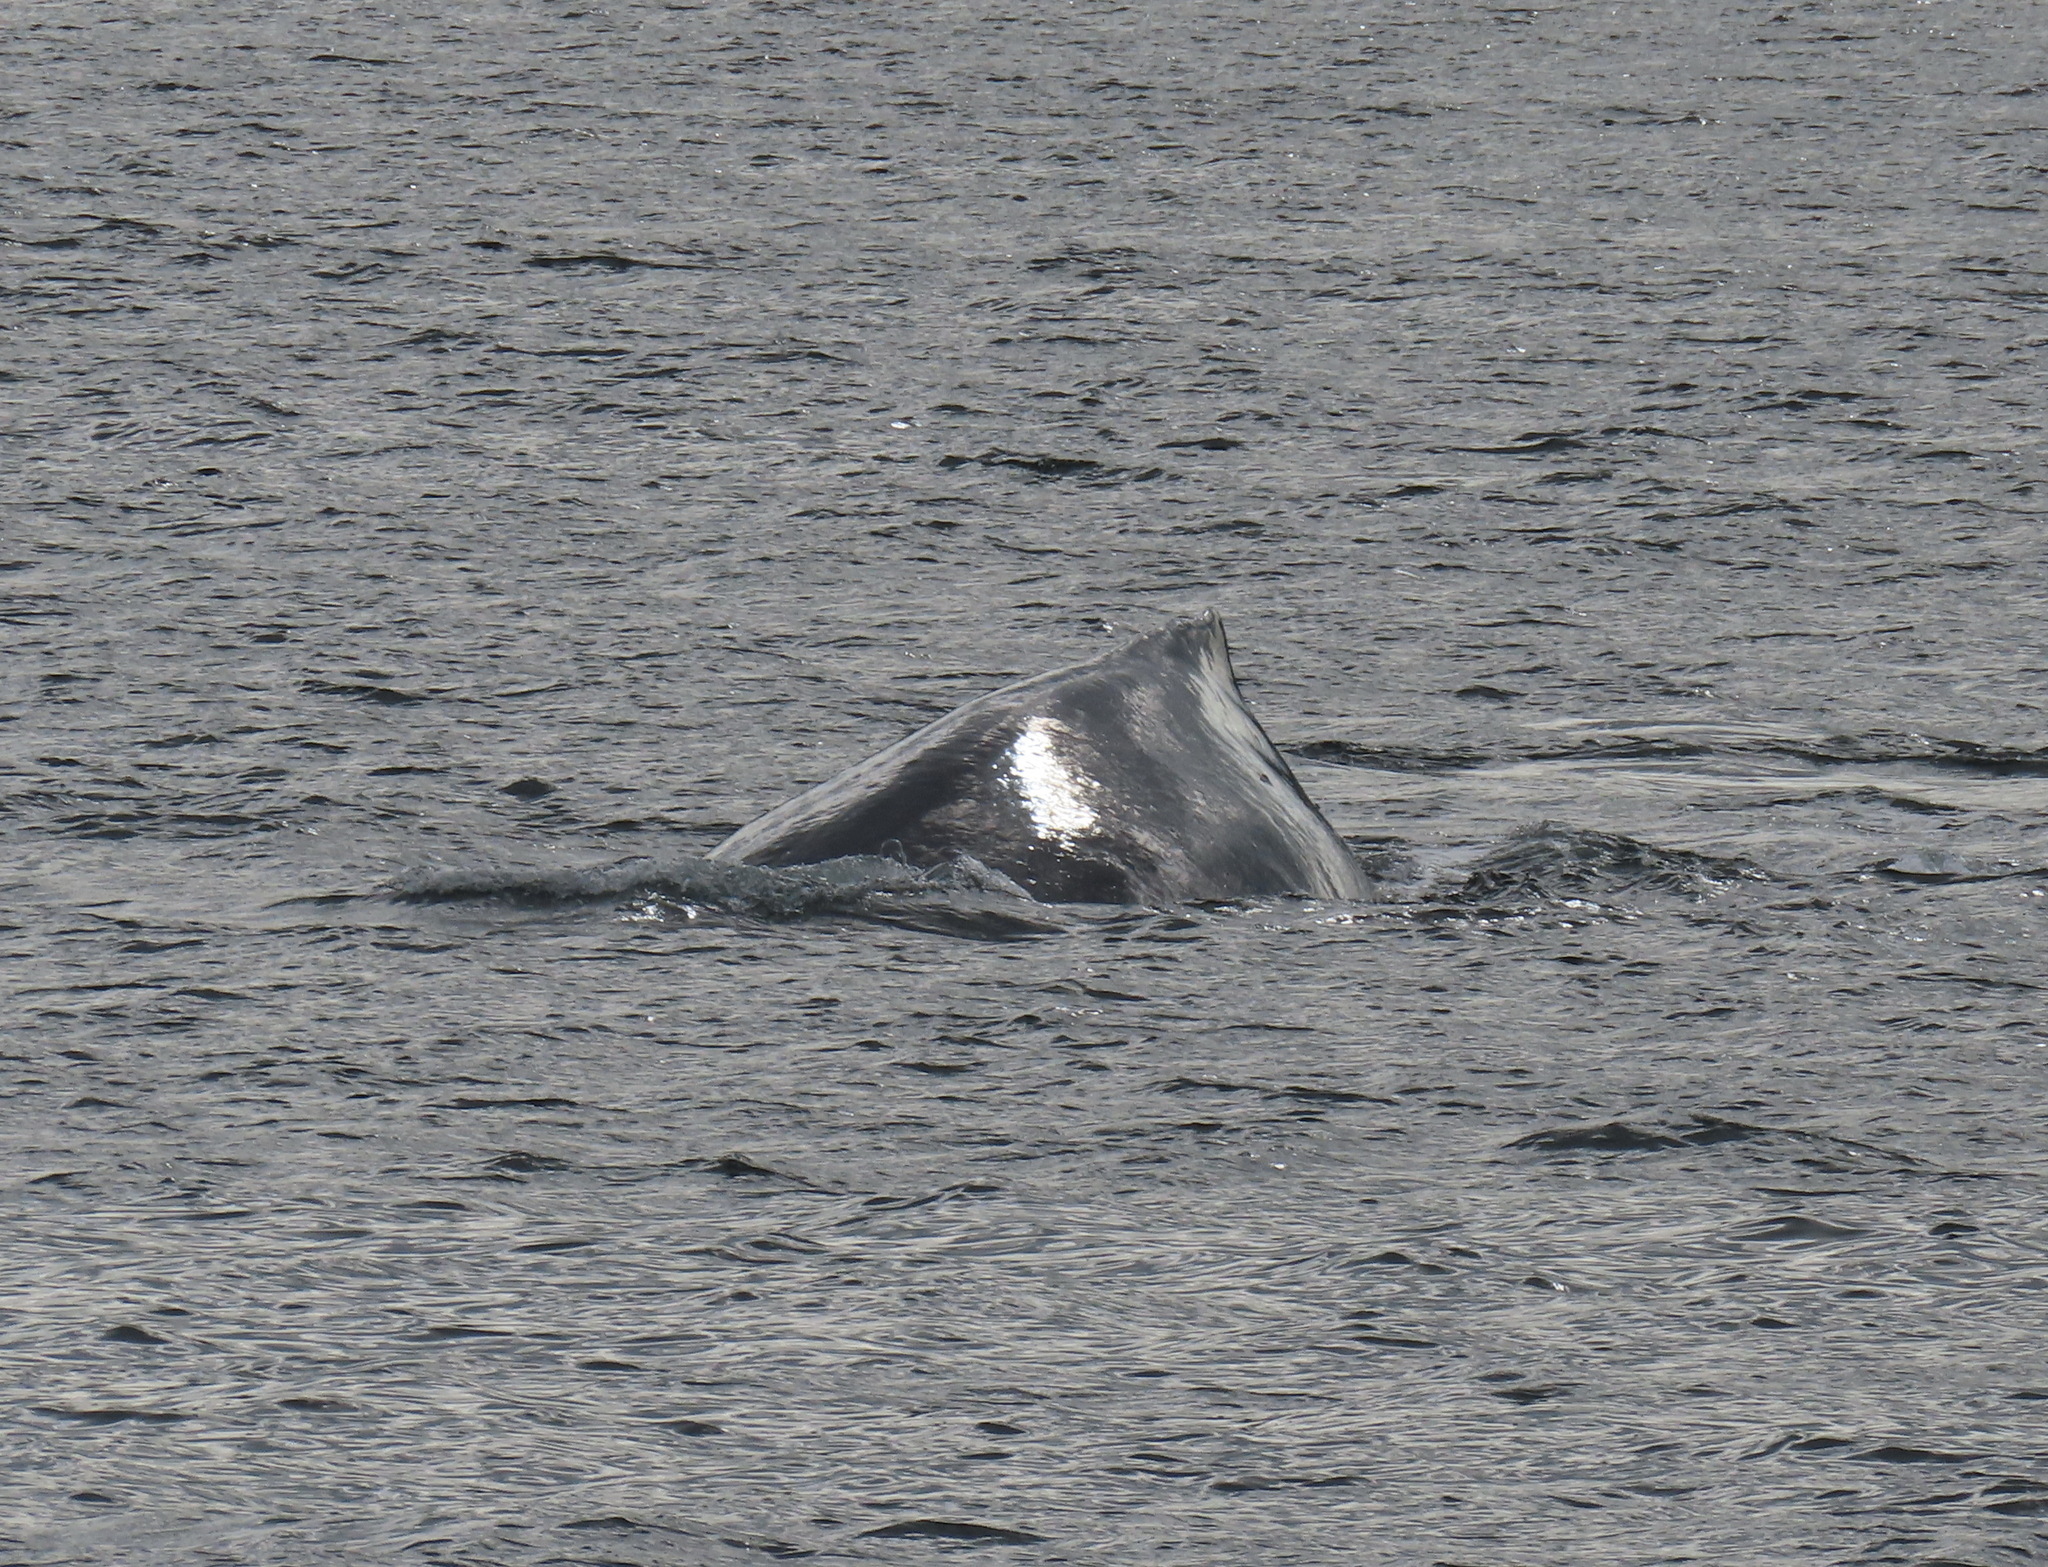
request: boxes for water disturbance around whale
[709,612,1374,904]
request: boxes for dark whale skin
[709,612,1373,905]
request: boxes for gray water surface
[6,1,2048,1562]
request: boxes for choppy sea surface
[7,1,2048,1562]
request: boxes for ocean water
[6,0,2048,1562]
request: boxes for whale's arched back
[709,611,1373,905]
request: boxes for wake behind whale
[712,612,1374,904]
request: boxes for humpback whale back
[709,612,1373,905]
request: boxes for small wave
[1288,739,1491,773]
[1531,731,2048,776]
[1876,848,2048,883]
[1450,824,1766,903]
[1507,1113,1924,1171]
[1295,727,2048,778]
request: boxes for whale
[708,612,1373,905]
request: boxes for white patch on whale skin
[1006,716,1098,844]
